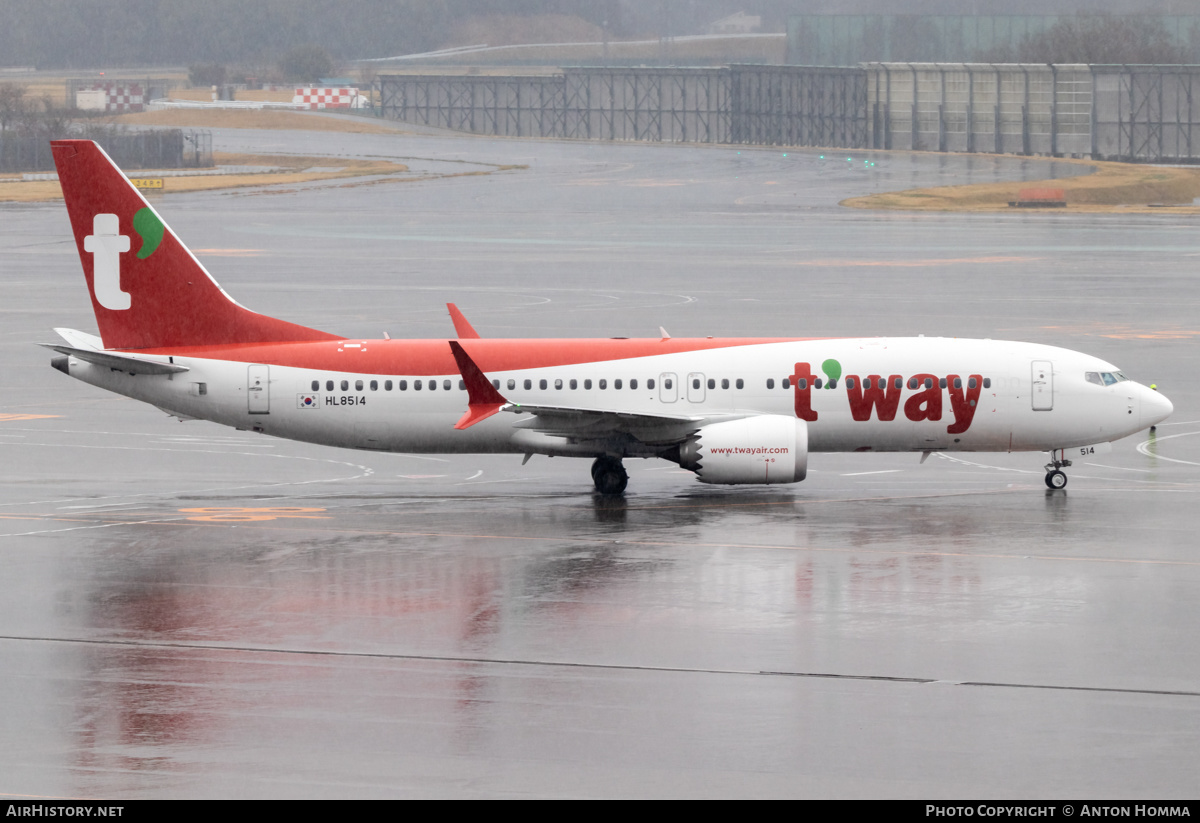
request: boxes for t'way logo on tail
[83,214,130,310]
[82,208,165,311]
[53,140,341,350]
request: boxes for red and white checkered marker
[292,87,357,109]
[90,83,145,113]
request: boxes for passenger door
[1031,360,1053,411]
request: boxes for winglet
[447,303,481,339]
[449,341,507,429]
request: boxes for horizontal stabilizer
[40,344,189,375]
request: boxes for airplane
[42,140,1173,494]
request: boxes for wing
[505,401,708,444]
[448,341,747,456]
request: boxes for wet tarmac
[2,124,1199,798]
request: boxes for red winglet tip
[455,403,503,430]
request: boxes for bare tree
[0,83,29,132]
[1019,14,1190,65]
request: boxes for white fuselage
[61,337,1170,459]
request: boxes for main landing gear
[592,456,628,495]
[1044,455,1071,489]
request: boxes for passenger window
[570,379,577,390]
[862,378,871,389]
[615,379,623,389]
[953,377,962,389]
[600,379,607,389]
[782,378,790,389]
[893,377,903,390]
[385,380,393,391]
[924,378,932,389]
[443,380,451,391]
[539,379,548,390]
[326,380,334,391]
[524,379,532,390]
[428,380,436,391]
[797,379,807,389]
[938,378,946,389]
[341,380,349,391]
[370,380,378,391]
[399,380,407,391]
[721,378,730,389]
[813,378,822,389]
[508,379,516,390]
[414,380,422,390]
[983,378,991,389]
[647,378,654,390]
[707,378,715,389]
[693,378,701,390]
[736,378,744,389]
[968,378,977,389]
[630,379,638,390]
[584,379,592,389]
[355,380,364,391]
[844,378,854,389]
[311,380,319,391]
[767,378,775,389]
[555,379,563,390]
[908,378,918,390]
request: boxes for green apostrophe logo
[133,207,164,260]
[821,358,842,388]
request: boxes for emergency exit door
[248,365,270,414]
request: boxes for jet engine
[677,416,808,485]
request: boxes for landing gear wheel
[591,456,628,495]
[1045,470,1068,489]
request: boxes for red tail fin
[52,140,341,350]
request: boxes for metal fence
[866,63,1092,156]
[1091,66,1200,162]
[380,64,1200,162]
[0,129,213,172]
[563,68,730,142]
[380,66,865,147]
[730,65,866,147]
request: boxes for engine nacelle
[678,415,808,485]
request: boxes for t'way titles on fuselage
[792,361,984,434]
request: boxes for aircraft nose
[1142,385,1173,430]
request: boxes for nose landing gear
[591,456,628,495]
[1044,455,1071,489]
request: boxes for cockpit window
[1088,371,1129,386]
